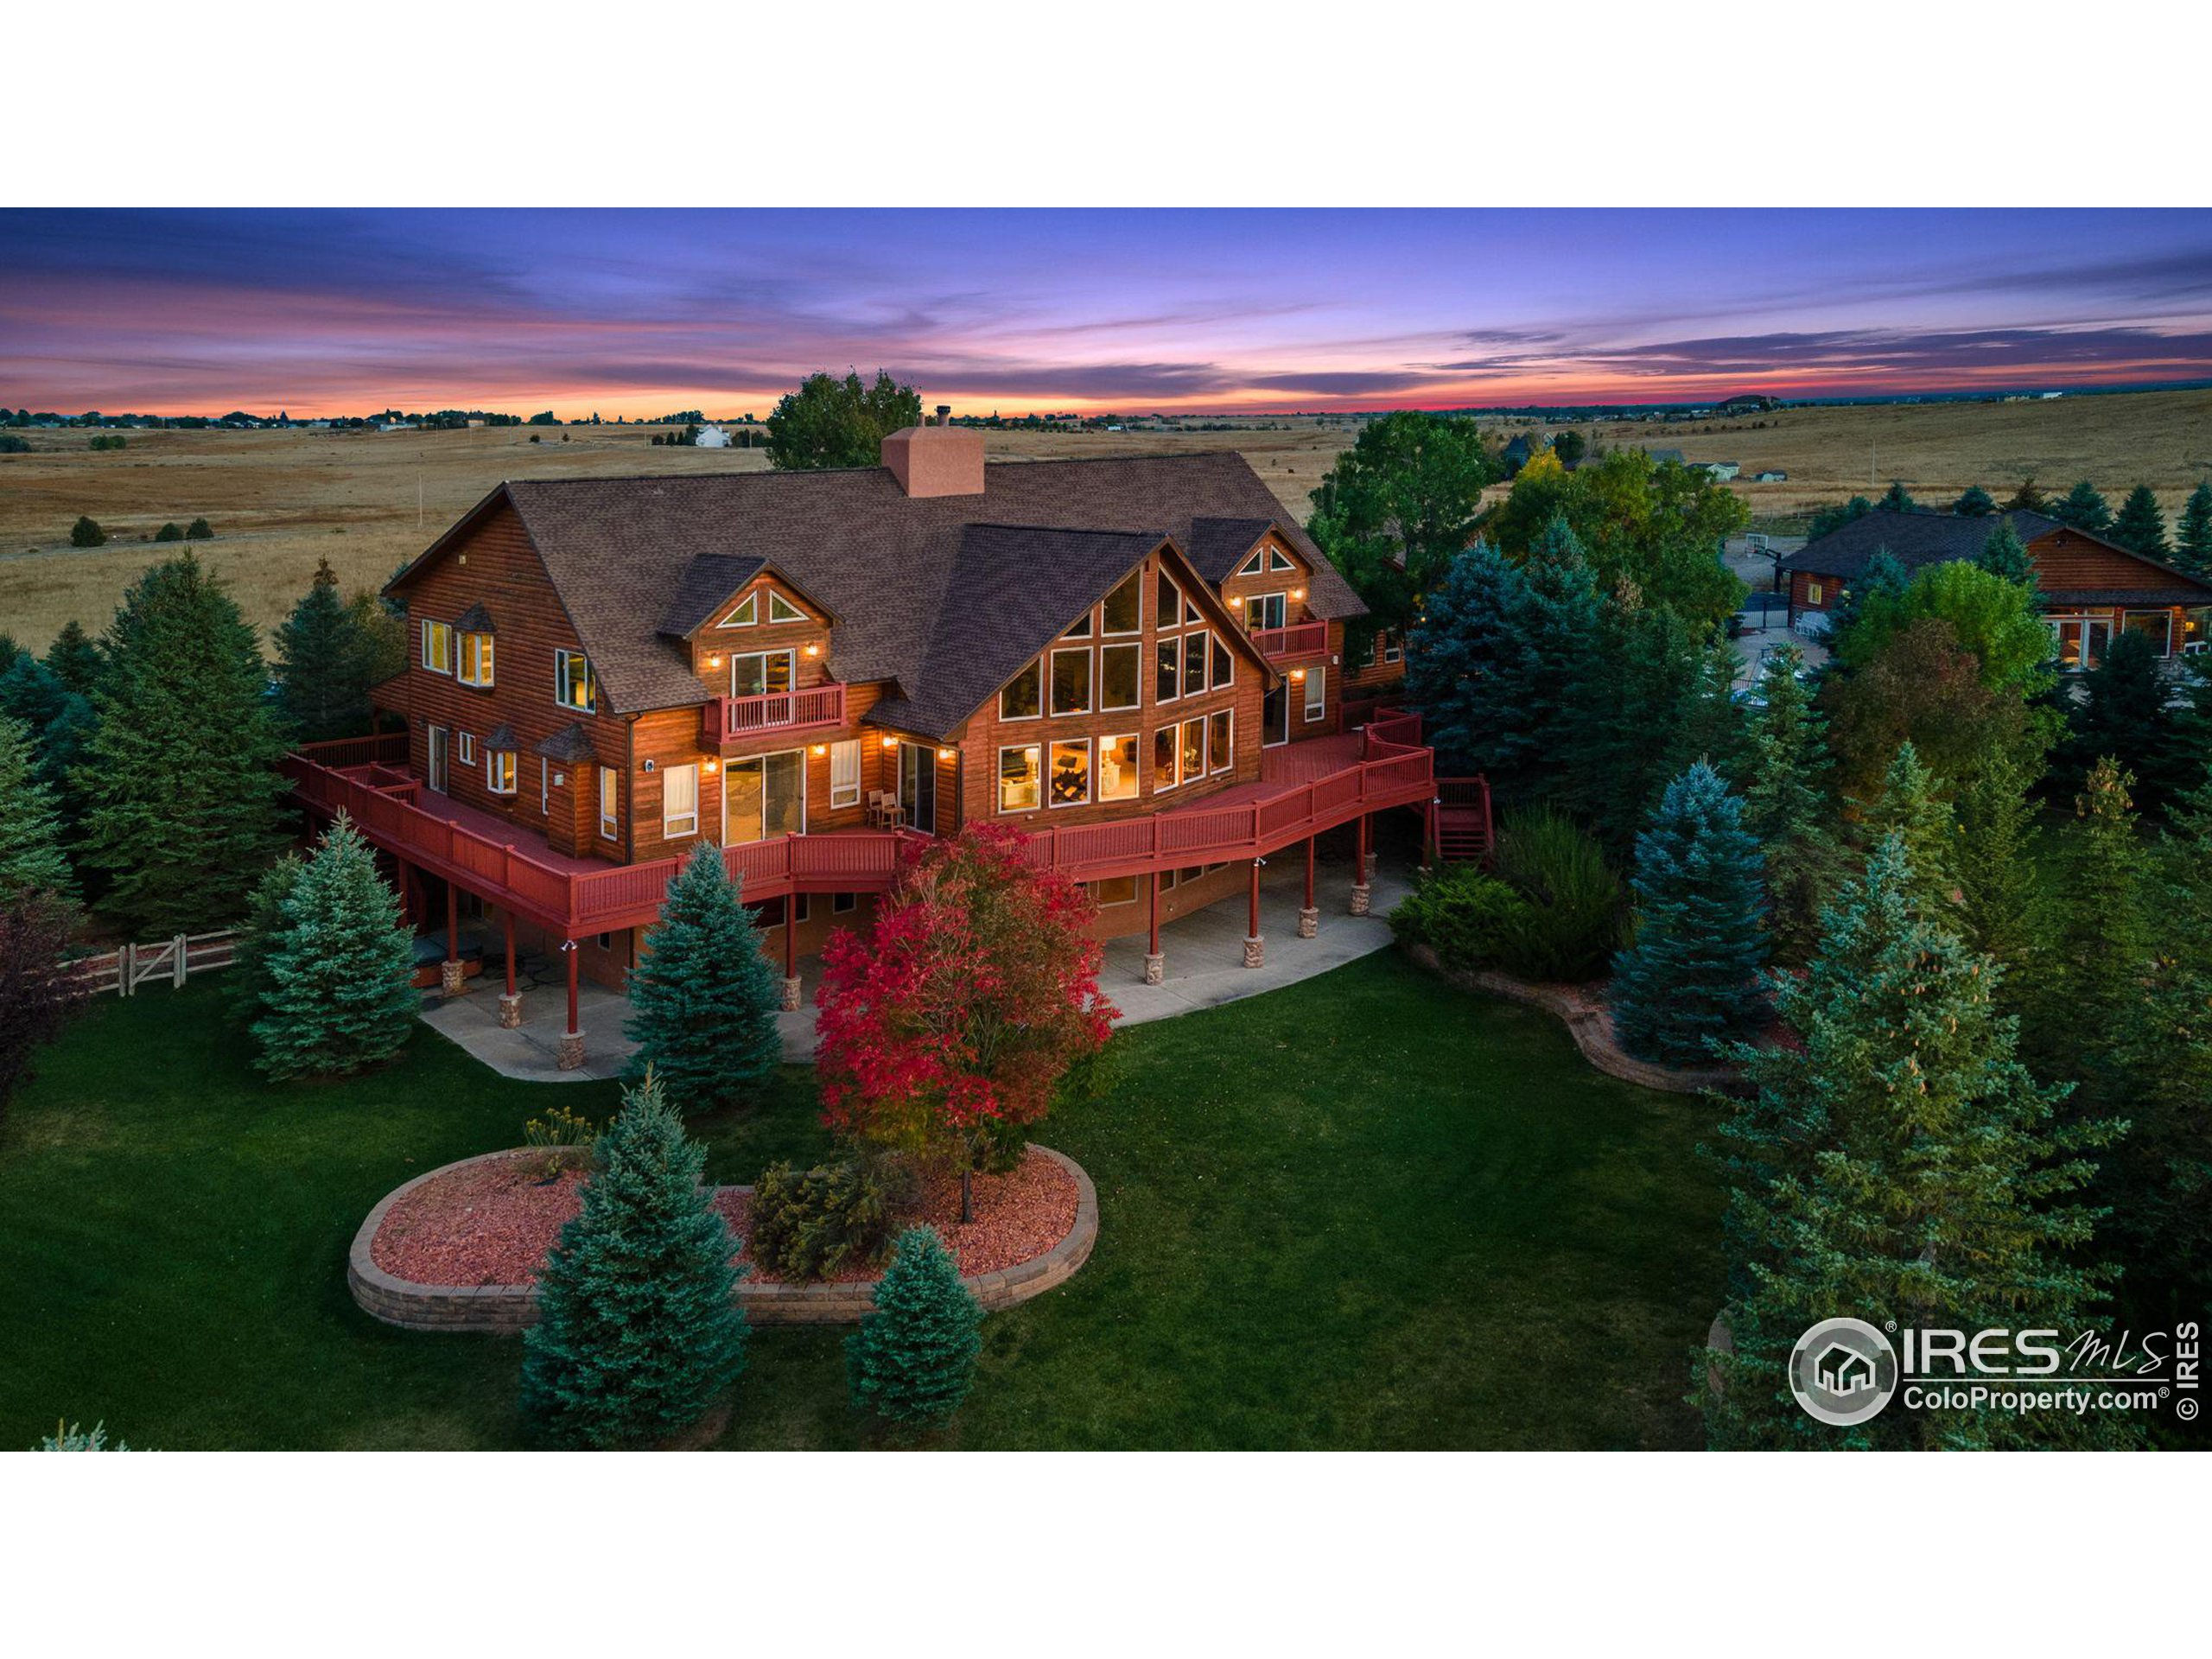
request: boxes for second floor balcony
[1249,620,1330,662]
[700,682,848,747]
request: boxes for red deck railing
[286,707,1444,937]
[700,683,847,747]
[1248,620,1331,660]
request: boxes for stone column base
[1349,882,1372,917]
[556,1030,586,1071]
[1297,906,1319,939]
[1363,852,1379,882]
[1243,934,1265,969]
[1143,952,1165,986]
[497,992,523,1029]
[439,959,466,995]
[780,976,803,1013]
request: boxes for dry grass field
[3,387,2208,651]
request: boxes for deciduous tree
[815,825,1115,1222]
[764,370,923,471]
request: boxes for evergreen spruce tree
[624,843,783,1113]
[74,554,292,934]
[0,653,95,820]
[2109,485,2170,558]
[520,1070,748,1448]
[1857,741,1958,919]
[1402,539,1543,786]
[1732,644,1841,963]
[2050,478,2112,533]
[1562,598,1712,854]
[2176,480,2212,578]
[1514,515,1604,797]
[2062,629,2183,812]
[1699,836,2128,1449]
[0,715,74,899]
[226,851,303,1033]
[1950,484,1996,517]
[1974,520,2033,584]
[272,557,372,743]
[1609,762,1768,1065]
[2004,477,2047,512]
[1823,548,1909,645]
[1878,480,1915,512]
[41,620,102,697]
[248,815,416,1081]
[1954,751,2044,1011]
[846,1225,983,1431]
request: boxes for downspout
[625,715,639,866]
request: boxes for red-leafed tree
[815,823,1116,1221]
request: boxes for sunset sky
[5,208,2212,419]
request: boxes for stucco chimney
[882,411,985,496]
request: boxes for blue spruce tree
[625,843,783,1114]
[1610,761,1769,1064]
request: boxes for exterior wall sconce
[1290,587,1306,601]
[881,735,899,749]
[804,643,821,658]
[1290,668,1306,682]
[938,747,955,760]
[706,653,722,669]
[703,760,719,773]
[811,743,828,757]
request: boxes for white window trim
[457,631,493,688]
[1153,727,1179,792]
[661,762,699,838]
[1099,641,1142,712]
[1244,591,1287,632]
[999,659,1044,722]
[598,766,620,840]
[486,750,518,796]
[730,648,796,699]
[1210,709,1234,774]
[1267,546,1297,574]
[998,742,1043,814]
[1212,631,1234,689]
[2122,609,2174,657]
[1182,630,1210,696]
[555,648,594,713]
[829,740,861,810]
[1047,737,1091,808]
[1304,664,1327,721]
[421,619,453,675]
[1234,546,1268,578]
[1102,570,1144,637]
[1099,733,1141,803]
[767,591,805,624]
[719,593,758,628]
[456,731,477,766]
[1181,716,1207,782]
[1049,645,1093,716]
[1156,638,1180,704]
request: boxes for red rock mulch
[371,1147,1077,1290]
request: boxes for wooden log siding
[1217,536,1346,735]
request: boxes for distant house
[1643,447,1686,467]
[1700,461,1741,481]
[1780,506,2212,668]
[1501,435,1534,475]
[694,425,732,448]
[1752,469,1787,483]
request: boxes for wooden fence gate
[64,930,238,997]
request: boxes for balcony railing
[701,683,847,747]
[286,709,1444,937]
[1249,620,1330,660]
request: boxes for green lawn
[0,951,1725,1450]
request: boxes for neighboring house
[1501,435,1534,474]
[694,424,731,448]
[1780,506,2212,669]
[1700,461,1741,481]
[1752,469,1786,483]
[1643,447,1686,467]
[284,423,1441,1063]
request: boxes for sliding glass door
[899,742,938,836]
[723,748,805,843]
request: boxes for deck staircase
[1433,778,1496,864]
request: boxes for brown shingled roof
[453,452,1361,724]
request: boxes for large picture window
[998,744,1041,812]
[555,648,595,712]
[1101,642,1141,711]
[1181,716,1205,783]
[1154,726,1179,791]
[1183,631,1208,695]
[1155,638,1179,703]
[830,740,861,809]
[1001,659,1041,720]
[1049,739,1090,807]
[2122,609,2173,657]
[1211,632,1233,687]
[1050,647,1092,715]
[731,650,793,698]
[1103,570,1142,634]
[1208,709,1232,773]
[662,763,699,837]
[1099,734,1140,801]
[1243,593,1287,631]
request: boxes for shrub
[88,433,126,452]
[186,518,213,540]
[846,1226,982,1431]
[1389,864,1535,973]
[747,1154,911,1281]
[522,1102,601,1178]
[520,1070,749,1448]
[154,522,182,542]
[1491,805,1624,979]
[0,435,29,454]
[35,1420,132,1450]
[69,516,105,548]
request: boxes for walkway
[416,849,1415,1081]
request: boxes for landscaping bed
[352,1143,1094,1328]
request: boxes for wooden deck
[285,712,1440,938]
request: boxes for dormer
[657,555,835,690]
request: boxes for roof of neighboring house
[397,452,1358,729]
[1783,506,2212,606]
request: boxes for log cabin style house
[1780,505,2212,668]
[283,416,1446,1066]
